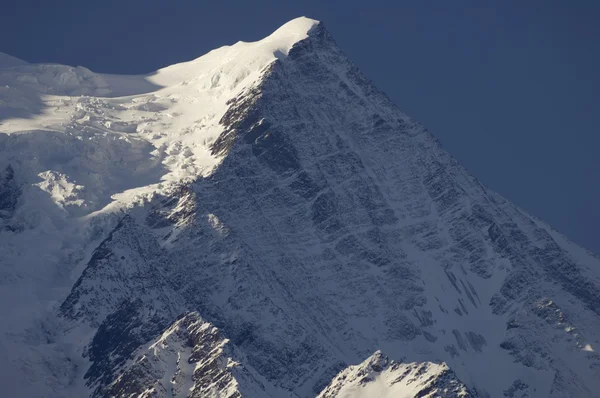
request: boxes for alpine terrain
[0,17,599,398]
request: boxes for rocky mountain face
[0,164,19,230]
[0,17,599,398]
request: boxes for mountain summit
[1,18,599,398]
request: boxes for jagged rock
[105,312,292,398]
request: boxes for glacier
[0,17,599,398]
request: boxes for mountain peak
[318,351,476,398]
[263,17,321,51]
[2,16,600,398]
[149,17,322,88]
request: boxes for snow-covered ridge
[105,312,294,398]
[1,16,600,398]
[0,18,322,397]
[0,17,320,205]
[318,351,474,398]
[150,17,319,87]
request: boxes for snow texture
[1,17,599,398]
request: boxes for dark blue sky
[2,0,599,253]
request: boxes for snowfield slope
[1,17,599,398]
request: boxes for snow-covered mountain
[1,17,599,398]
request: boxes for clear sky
[1,0,598,253]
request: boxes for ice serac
[1,16,600,398]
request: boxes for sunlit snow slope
[1,17,599,398]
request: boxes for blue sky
[1,0,599,253]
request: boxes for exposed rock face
[60,215,185,396]
[104,312,293,398]
[1,17,600,398]
[0,164,19,230]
